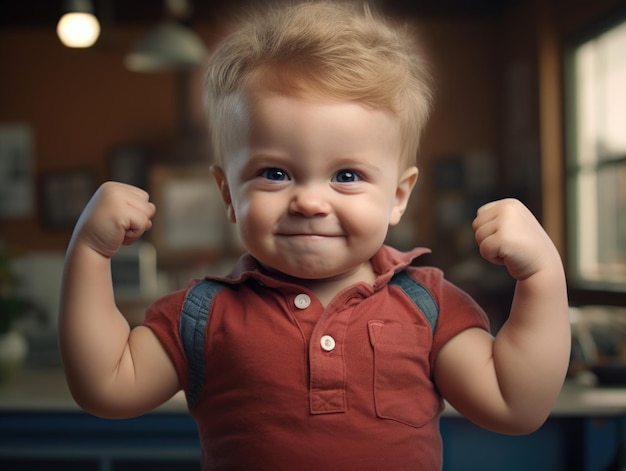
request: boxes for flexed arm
[59,182,180,418]
[434,199,570,434]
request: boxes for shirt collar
[207,245,431,290]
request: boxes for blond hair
[204,1,433,168]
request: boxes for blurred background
[0,0,625,468]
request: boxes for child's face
[212,92,417,283]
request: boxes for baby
[59,2,571,470]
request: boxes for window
[565,16,626,294]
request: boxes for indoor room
[0,0,625,469]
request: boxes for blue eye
[261,168,289,181]
[333,170,359,183]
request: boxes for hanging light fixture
[125,22,207,72]
[56,0,101,48]
[125,0,207,73]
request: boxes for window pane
[575,22,626,163]
[603,22,626,155]
[568,18,626,291]
[575,162,626,282]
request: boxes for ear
[210,164,237,223]
[389,166,418,226]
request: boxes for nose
[288,184,331,217]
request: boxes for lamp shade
[125,22,208,72]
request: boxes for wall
[408,18,501,248]
[0,25,205,251]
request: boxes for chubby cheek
[232,196,275,243]
[339,200,392,240]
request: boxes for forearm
[59,240,135,406]
[493,261,571,424]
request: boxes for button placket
[309,305,353,414]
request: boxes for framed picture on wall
[39,170,96,229]
[0,124,35,218]
[149,165,229,261]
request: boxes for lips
[276,224,343,238]
[276,230,342,237]
[277,234,342,241]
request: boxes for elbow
[70,389,138,420]
[517,408,552,434]
[498,418,548,436]
[479,410,551,436]
[66,379,146,420]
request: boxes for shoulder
[402,265,445,287]
[403,265,481,313]
[400,265,490,361]
[140,286,194,392]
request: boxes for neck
[261,262,377,307]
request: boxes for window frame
[563,8,626,306]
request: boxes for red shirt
[144,245,490,470]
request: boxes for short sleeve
[406,267,491,371]
[143,288,191,392]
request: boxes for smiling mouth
[277,233,343,239]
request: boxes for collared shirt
[144,245,490,471]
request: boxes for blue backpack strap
[389,270,439,332]
[179,279,225,407]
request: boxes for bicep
[126,326,182,409]
[434,327,512,431]
[73,326,181,418]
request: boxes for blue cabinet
[0,411,623,470]
[1,371,625,471]
[0,411,201,470]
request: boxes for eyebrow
[241,152,385,178]
[246,151,290,167]
[330,156,383,175]
[237,152,290,178]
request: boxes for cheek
[366,189,400,221]
[339,198,393,235]
[233,194,275,233]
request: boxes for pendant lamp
[125,0,207,72]
[57,0,101,48]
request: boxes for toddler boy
[59,2,570,470]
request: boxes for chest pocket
[370,271,441,427]
[179,271,440,412]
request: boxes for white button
[294,294,311,309]
[320,335,336,352]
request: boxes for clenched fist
[72,182,156,258]
[472,199,560,282]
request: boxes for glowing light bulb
[57,12,101,48]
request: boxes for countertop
[2,368,626,418]
[0,368,187,413]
